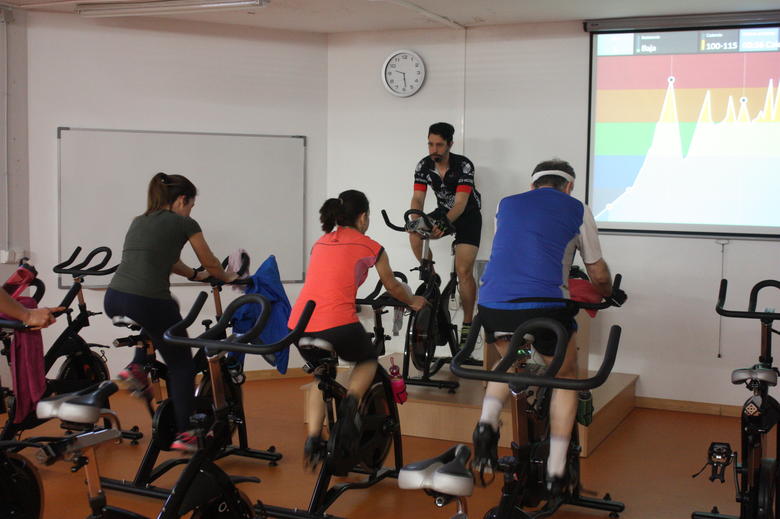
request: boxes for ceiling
[6,0,780,33]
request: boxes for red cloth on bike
[1,296,46,423]
[568,278,602,318]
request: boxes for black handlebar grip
[381,210,407,232]
[53,246,82,272]
[30,278,46,304]
[716,279,728,314]
[613,274,622,291]
[0,318,28,330]
[748,280,780,313]
[54,246,117,277]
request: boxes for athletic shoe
[170,431,199,453]
[472,422,499,474]
[545,474,568,511]
[117,363,151,401]
[303,435,326,471]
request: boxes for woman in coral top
[289,189,426,468]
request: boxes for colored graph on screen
[591,28,780,232]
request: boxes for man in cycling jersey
[410,122,482,347]
[473,159,619,497]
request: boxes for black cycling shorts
[299,322,377,364]
[453,211,482,248]
[477,304,578,357]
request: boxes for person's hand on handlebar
[24,307,65,329]
[407,295,428,312]
[606,287,627,307]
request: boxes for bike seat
[112,315,142,331]
[36,381,118,424]
[398,444,473,497]
[732,367,778,387]
[298,337,335,352]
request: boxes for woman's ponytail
[320,198,342,232]
[145,172,198,215]
[319,190,369,233]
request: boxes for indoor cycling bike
[0,292,314,519]
[450,275,626,519]
[101,269,282,500]
[382,209,481,392]
[692,279,780,519]
[1,247,141,442]
[199,289,405,519]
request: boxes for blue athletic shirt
[478,188,602,310]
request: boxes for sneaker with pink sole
[170,431,199,453]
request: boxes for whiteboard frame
[57,127,307,289]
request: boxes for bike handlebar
[450,274,624,390]
[195,254,253,287]
[716,279,780,321]
[451,313,622,391]
[54,247,118,277]
[356,271,409,308]
[164,292,315,356]
[506,274,623,310]
[381,209,433,232]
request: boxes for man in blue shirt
[473,159,616,495]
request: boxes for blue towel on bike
[230,255,292,374]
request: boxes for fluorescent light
[75,0,268,18]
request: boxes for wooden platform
[394,357,636,456]
[302,352,636,457]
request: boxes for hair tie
[159,172,170,185]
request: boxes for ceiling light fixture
[75,0,268,18]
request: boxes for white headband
[531,170,575,184]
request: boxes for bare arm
[584,258,613,297]
[374,251,426,311]
[0,290,60,329]
[410,190,426,214]
[445,191,469,224]
[172,260,195,279]
[188,232,237,283]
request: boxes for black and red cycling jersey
[413,153,482,219]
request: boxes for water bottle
[389,358,407,405]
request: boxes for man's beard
[431,154,442,162]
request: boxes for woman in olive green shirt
[105,172,236,452]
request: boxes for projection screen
[588,26,780,238]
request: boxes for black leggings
[105,288,194,432]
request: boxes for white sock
[479,396,503,431]
[547,435,569,478]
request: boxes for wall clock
[381,49,426,97]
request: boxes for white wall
[26,12,327,374]
[18,14,780,404]
[328,22,780,406]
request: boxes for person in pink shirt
[289,189,426,468]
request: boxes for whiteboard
[58,128,306,287]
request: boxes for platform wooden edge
[635,396,741,418]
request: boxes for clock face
[382,50,426,97]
